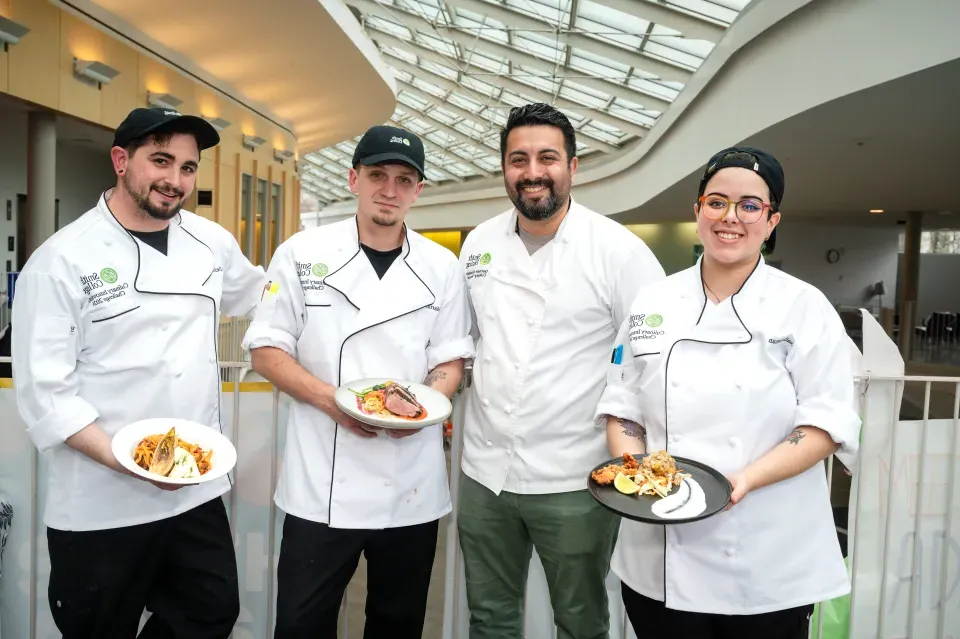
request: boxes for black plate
[587,454,732,525]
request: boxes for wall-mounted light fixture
[203,116,231,131]
[242,134,266,151]
[73,59,120,89]
[147,91,183,111]
[0,16,30,52]
[274,148,295,163]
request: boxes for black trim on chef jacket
[320,217,436,523]
[104,199,230,487]
[659,255,760,603]
[127,227,170,256]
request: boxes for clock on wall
[826,248,841,264]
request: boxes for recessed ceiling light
[869,209,884,214]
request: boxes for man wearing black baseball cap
[242,123,473,638]
[11,106,266,638]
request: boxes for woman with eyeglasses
[594,147,859,638]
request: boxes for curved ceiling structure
[300,0,751,205]
[54,0,398,153]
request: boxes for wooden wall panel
[8,0,60,108]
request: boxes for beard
[371,211,399,227]
[509,178,568,221]
[123,173,184,221]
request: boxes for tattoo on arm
[785,428,806,445]
[423,370,447,387]
[617,418,646,440]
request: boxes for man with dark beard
[457,103,666,638]
[11,107,266,638]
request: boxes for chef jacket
[241,218,474,529]
[595,256,860,614]
[12,191,266,531]
[460,200,665,495]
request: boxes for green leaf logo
[645,314,663,328]
[479,253,492,266]
[99,268,118,284]
[312,263,328,277]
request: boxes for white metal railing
[2,360,959,639]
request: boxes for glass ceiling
[300,0,753,206]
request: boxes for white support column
[26,111,57,261]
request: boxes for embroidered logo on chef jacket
[465,252,491,280]
[80,268,129,307]
[296,261,326,292]
[628,313,665,342]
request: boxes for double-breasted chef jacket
[12,191,267,531]
[595,256,860,616]
[460,200,665,495]
[241,217,474,530]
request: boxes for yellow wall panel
[421,231,462,257]
[197,156,216,191]
[59,13,103,124]
[138,54,197,116]
[8,0,60,109]
[0,47,8,94]
[0,0,11,16]
[99,35,140,129]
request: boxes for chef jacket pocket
[89,305,141,324]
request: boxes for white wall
[0,110,114,278]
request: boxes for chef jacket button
[514,362,520,369]
[487,312,494,319]
[337,476,346,484]
[726,548,736,557]
[484,356,492,363]
[527,318,535,326]
[671,378,679,388]
[729,437,738,446]
[504,407,511,414]
[482,398,490,406]
[486,440,493,447]
[384,480,392,487]
[507,449,514,456]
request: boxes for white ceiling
[614,57,960,229]
[299,0,753,205]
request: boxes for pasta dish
[591,450,691,498]
[134,426,213,479]
[350,381,427,421]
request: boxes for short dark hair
[124,123,200,158]
[500,103,577,165]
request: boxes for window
[272,183,283,255]
[898,230,960,254]
[241,174,254,260]
[6,237,12,251]
[257,178,269,266]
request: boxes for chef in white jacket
[241,125,474,639]
[12,107,266,638]
[596,147,859,638]
[458,103,665,639]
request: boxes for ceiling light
[203,116,231,131]
[242,134,266,151]
[147,91,183,110]
[869,209,884,214]
[274,148,295,163]
[0,16,30,51]
[73,59,120,87]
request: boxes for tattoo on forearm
[424,370,447,387]
[617,418,645,439]
[785,428,805,445]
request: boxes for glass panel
[241,174,254,260]
[257,178,268,267]
[271,183,283,256]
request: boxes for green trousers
[457,473,620,639]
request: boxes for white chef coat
[241,218,474,529]
[595,257,860,615]
[11,191,266,531]
[460,200,665,495]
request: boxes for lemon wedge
[614,472,639,495]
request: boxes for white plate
[335,378,452,429]
[112,418,237,485]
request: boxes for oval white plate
[335,378,452,430]
[112,418,237,485]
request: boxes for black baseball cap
[112,107,220,151]
[352,125,425,180]
[698,146,785,253]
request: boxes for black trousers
[46,497,239,639]
[622,583,814,639]
[274,514,439,639]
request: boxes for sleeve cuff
[426,336,475,371]
[594,386,644,430]
[795,402,861,456]
[242,327,298,358]
[27,398,99,453]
